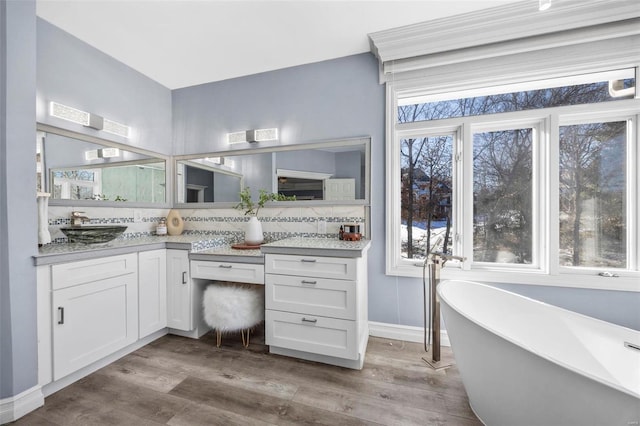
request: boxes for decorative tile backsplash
[46,205,366,244]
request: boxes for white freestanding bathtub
[438,280,640,426]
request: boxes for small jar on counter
[156,218,167,235]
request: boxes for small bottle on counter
[156,218,167,236]
[339,225,344,240]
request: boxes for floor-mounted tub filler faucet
[423,251,466,370]
[70,211,91,225]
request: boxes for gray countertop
[34,235,227,266]
[34,236,370,266]
[261,237,370,258]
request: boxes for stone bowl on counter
[60,225,127,244]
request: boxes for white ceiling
[36,0,520,90]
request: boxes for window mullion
[461,122,474,269]
[547,113,560,275]
[629,115,639,270]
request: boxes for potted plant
[235,187,295,244]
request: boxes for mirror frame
[173,136,371,209]
[38,123,172,208]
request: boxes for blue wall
[36,18,173,155]
[172,54,382,154]
[1,0,38,399]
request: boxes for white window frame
[467,119,545,272]
[386,83,640,292]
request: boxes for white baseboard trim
[368,321,450,347]
[0,385,44,425]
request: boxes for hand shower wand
[422,251,466,370]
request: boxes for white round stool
[202,282,264,348]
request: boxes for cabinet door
[166,249,192,331]
[52,272,137,380]
[138,249,167,338]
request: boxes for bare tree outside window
[399,134,453,259]
[559,121,626,268]
[473,129,533,263]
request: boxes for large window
[386,70,639,290]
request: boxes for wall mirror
[37,123,170,207]
[174,137,370,206]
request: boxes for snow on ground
[401,221,449,254]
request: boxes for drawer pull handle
[57,307,64,325]
[219,264,233,269]
[301,280,317,285]
[182,271,188,284]
[302,317,318,324]
[301,259,317,263]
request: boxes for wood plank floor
[13,329,479,425]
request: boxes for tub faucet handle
[428,251,467,264]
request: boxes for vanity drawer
[52,253,137,290]
[265,310,358,360]
[265,254,356,281]
[265,274,356,320]
[190,260,264,284]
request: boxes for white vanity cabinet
[166,249,191,331]
[264,252,369,369]
[138,249,167,338]
[49,253,138,380]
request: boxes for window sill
[390,264,640,292]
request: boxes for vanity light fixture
[86,113,104,130]
[85,149,100,161]
[251,128,278,142]
[84,148,121,160]
[538,0,551,11]
[100,147,120,158]
[227,128,278,144]
[103,118,130,138]
[227,131,249,144]
[49,101,131,138]
[203,157,236,169]
[50,102,90,126]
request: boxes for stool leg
[241,329,250,348]
[216,329,222,347]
